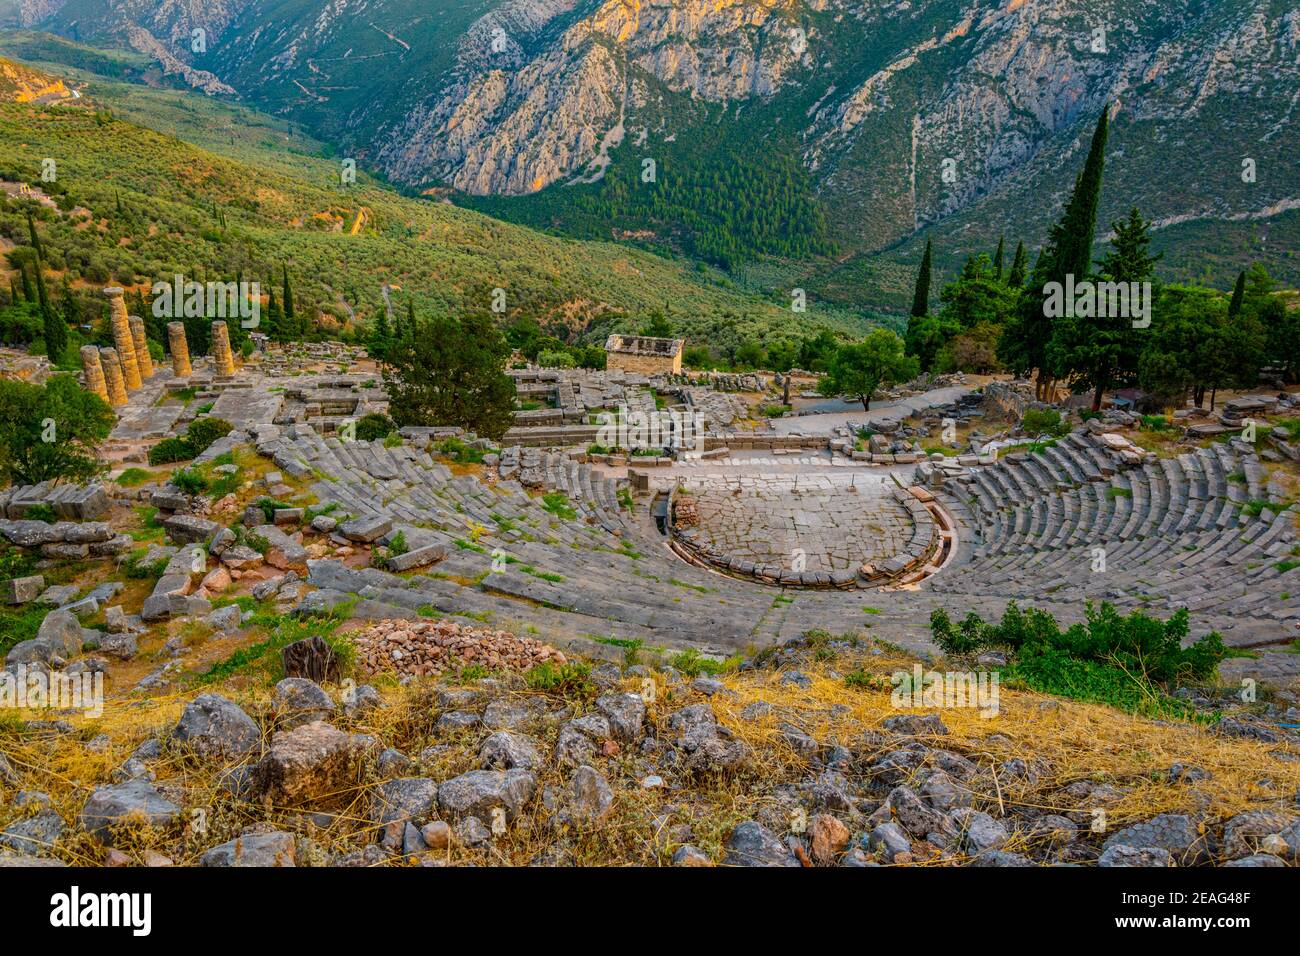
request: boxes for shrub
[1021,407,1068,437]
[536,349,575,368]
[184,416,233,453]
[433,436,490,464]
[148,437,194,465]
[523,661,595,698]
[170,467,208,495]
[253,497,290,523]
[0,547,36,580]
[541,492,577,520]
[930,601,1225,685]
[0,374,114,485]
[668,648,740,677]
[354,412,396,443]
[20,502,56,524]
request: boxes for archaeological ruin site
[1,4,1298,920]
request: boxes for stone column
[167,322,192,377]
[80,345,109,403]
[211,320,236,376]
[103,287,141,391]
[129,315,153,379]
[99,347,129,406]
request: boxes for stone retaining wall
[0,482,110,520]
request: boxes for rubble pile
[353,619,567,678]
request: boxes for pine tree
[910,239,933,318]
[1047,206,1158,411]
[402,296,416,345]
[384,302,516,441]
[1007,240,1027,287]
[992,236,1005,282]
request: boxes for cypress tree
[1008,240,1028,287]
[403,296,416,344]
[1055,105,1110,282]
[9,277,18,304]
[1228,270,1246,319]
[370,307,391,361]
[35,263,67,362]
[20,262,35,304]
[992,236,1005,282]
[26,210,43,261]
[282,265,295,328]
[910,239,933,318]
[265,286,282,341]
[1002,106,1110,399]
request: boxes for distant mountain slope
[0,47,873,350]
[0,54,79,103]
[14,0,1300,306]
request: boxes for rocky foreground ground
[1,631,1297,868]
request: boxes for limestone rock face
[67,0,1282,278]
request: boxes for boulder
[437,769,537,823]
[1102,813,1204,862]
[2,575,43,605]
[1222,810,1299,862]
[251,525,308,572]
[36,609,84,658]
[163,515,220,546]
[79,780,181,844]
[595,693,647,742]
[201,831,296,867]
[386,544,447,572]
[0,809,65,856]
[271,678,337,728]
[1098,844,1174,867]
[951,809,1008,854]
[371,777,439,848]
[339,515,392,543]
[810,813,850,865]
[205,604,243,633]
[247,721,371,806]
[173,694,261,759]
[721,821,800,867]
[672,845,712,866]
[559,765,614,825]
[479,732,542,771]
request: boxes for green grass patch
[523,661,595,698]
[668,648,741,677]
[114,467,154,487]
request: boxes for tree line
[903,106,1299,410]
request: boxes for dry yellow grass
[2,637,1295,866]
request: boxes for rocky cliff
[20,0,1300,285]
